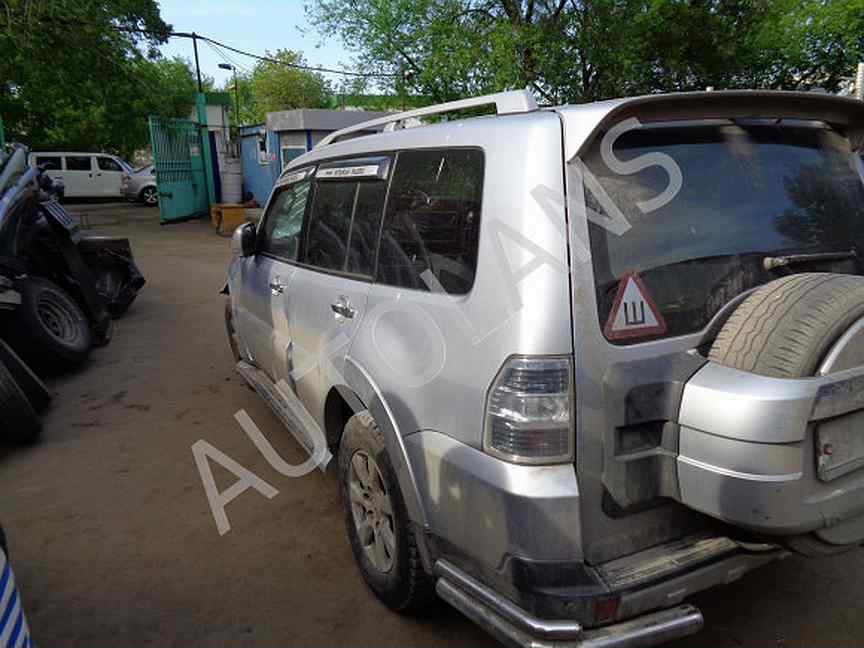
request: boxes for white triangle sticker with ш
[604,272,667,340]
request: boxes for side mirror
[232,222,256,257]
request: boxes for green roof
[203,92,232,106]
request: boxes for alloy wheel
[348,450,396,573]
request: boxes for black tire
[709,273,864,555]
[338,411,435,613]
[0,338,51,411]
[140,186,158,207]
[5,277,92,369]
[0,358,41,444]
[0,523,7,557]
[709,273,864,378]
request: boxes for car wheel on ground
[338,411,435,613]
[0,358,41,444]
[0,339,51,411]
[140,186,158,207]
[710,272,864,554]
[4,277,92,369]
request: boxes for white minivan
[28,152,130,199]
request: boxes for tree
[215,50,333,126]
[0,0,203,157]
[250,50,333,114]
[307,0,864,105]
[218,71,263,126]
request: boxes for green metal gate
[148,117,209,224]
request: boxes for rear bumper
[434,535,785,647]
[436,559,703,648]
[678,361,864,537]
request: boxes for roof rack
[316,89,538,148]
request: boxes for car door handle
[269,278,287,295]
[331,298,357,319]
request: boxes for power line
[193,33,396,79]
[205,40,253,75]
[14,15,397,79]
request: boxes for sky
[157,0,357,89]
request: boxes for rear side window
[299,171,388,277]
[260,178,312,260]
[347,183,387,275]
[65,156,92,171]
[303,181,356,272]
[97,157,123,172]
[376,148,484,294]
[35,156,61,170]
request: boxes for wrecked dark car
[0,144,145,441]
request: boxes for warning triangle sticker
[604,271,667,340]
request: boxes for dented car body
[225,90,864,647]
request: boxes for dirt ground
[2,204,863,648]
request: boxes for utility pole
[218,63,240,123]
[192,32,204,93]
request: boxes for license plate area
[817,409,864,482]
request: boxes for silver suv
[225,89,864,647]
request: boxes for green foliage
[218,72,263,125]
[252,50,332,112]
[308,0,864,104]
[217,50,333,126]
[0,0,203,157]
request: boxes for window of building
[257,134,270,165]
[281,147,306,170]
[376,148,484,294]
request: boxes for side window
[66,156,92,171]
[98,157,123,172]
[35,156,62,170]
[302,181,356,272]
[346,183,387,276]
[377,149,484,294]
[260,179,312,260]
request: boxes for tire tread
[709,273,864,377]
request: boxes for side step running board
[235,360,331,472]
[435,560,703,648]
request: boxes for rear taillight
[483,355,574,465]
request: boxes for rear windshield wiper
[763,250,858,271]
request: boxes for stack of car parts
[0,144,146,443]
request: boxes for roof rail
[316,89,538,148]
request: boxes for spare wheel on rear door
[709,272,864,555]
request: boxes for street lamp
[218,63,241,125]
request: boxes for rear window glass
[376,148,484,294]
[584,121,864,343]
[35,156,61,170]
[65,156,92,171]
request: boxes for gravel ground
[1,204,862,648]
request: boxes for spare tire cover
[709,272,864,554]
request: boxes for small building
[240,108,392,204]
